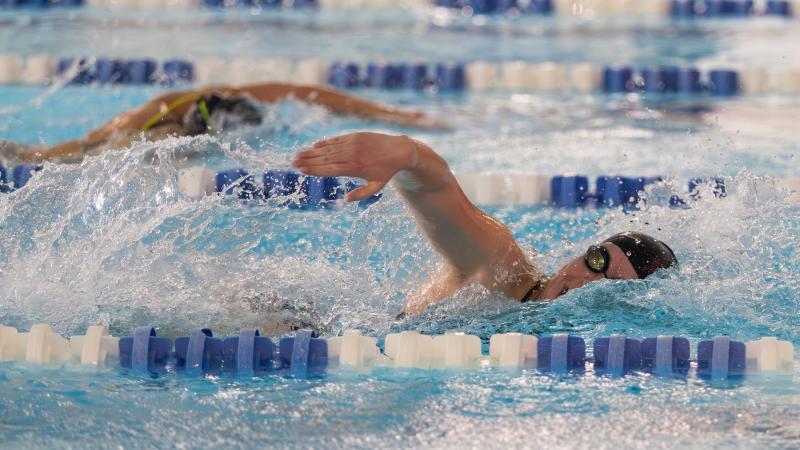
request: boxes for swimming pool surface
[1,5,800,450]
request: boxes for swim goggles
[584,244,610,274]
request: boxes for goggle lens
[585,245,609,273]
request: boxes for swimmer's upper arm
[395,141,539,304]
[84,90,197,145]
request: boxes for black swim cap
[604,231,678,279]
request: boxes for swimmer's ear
[345,181,385,202]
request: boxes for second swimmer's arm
[83,91,199,146]
[228,83,448,130]
[293,132,538,314]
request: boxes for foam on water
[0,114,798,346]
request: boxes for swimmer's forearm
[236,83,394,117]
[235,83,441,129]
[394,139,528,281]
[15,140,85,163]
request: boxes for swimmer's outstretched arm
[293,132,542,315]
[225,83,448,130]
[82,84,446,149]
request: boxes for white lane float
[21,55,57,85]
[69,325,120,366]
[432,332,483,369]
[383,330,439,369]
[501,61,537,89]
[746,337,795,374]
[569,63,602,93]
[295,59,328,85]
[0,325,27,361]
[178,167,217,200]
[489,333,538,368]
[465,61,498,90]
[23,324,70,365]
[773,67,800,94]
[739,67,771,94]
[0,54,23,84]
[327,329,385,370]
[533,62,566,91]
[194,58,228,85]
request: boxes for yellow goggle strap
[139,92,203,132]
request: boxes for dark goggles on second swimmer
[584,244,610,274]
[183,94,263,136]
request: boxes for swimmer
[292,132,678,315]
[0,83,447,164]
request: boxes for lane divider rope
[0,325,795,381]
[0,0,794,18]
[2,55,800,97]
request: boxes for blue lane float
[57,58,188,85]
[550,176,589,207]
[0,164,42,192]
[215,169,261,200]
[119,326,173,374]
[434,0,553,14]
[90,58,157,85]
[328,62,360,89]
[676,67,703,93]
[689,177,727,199]
[222,329,276,376]
[696,336,747,380]
[671,0,791,17]
[162,59,194,85]
[173,167,382,208]
[400,63,429,90]
[537,334,586,373]
[435,62,466,91]
[708,69,739,96]
[278,330,328,376]
[0,0,82,8]
[595,176,662,208]
[707,0,754,16]
[641,336,692,375]
[202,0,316,9]
[0,165,8,193]
[593,334,642,376]
[640,67,702,93]
[306,175,342,208]
[263,169,301,203]
[766,0,792,16]
[603,66,634,93]
[327,61,466,91]
[174,328,224,376]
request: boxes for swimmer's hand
[293,132,419,202]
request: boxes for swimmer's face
[537,243,639,300]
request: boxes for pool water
[1,5,800,450]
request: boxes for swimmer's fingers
[294,162,355,178]
[293,146,351,164]
[294,154,351,167]
[312,134,353,149]
[345,181,385,202]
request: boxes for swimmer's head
[537,231,678,299]
[182,93,263,136]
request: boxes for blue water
[2,6,800,450]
